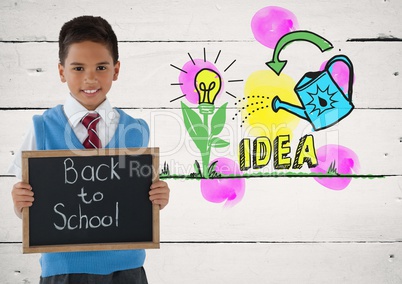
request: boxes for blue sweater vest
[33,105,149,277]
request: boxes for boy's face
[58,41,120,110]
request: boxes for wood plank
[0,244,40,284]
[146,242,402,284]
[0,177,21,242]
[0,243,401,284]
[1,1,401,282]
[0,0,400,41]
[3,176,402,243]
[0,41,401,108]
[1,109,401,176]
[159,177,402,242]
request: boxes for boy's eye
[73,67,84,71]
[97,66,107,71]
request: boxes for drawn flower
[179,59,223,104]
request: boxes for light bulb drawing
[169,48,243,178]
[195,68,222,115]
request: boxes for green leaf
[189,160,203,178]
[208,161,217,175]
[194,160,202,175]
[210,103,228,136]
[209,137,230,148]
[208,161,222,178]
[181,102,208,151]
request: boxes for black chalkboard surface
[21,148,159,253]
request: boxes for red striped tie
[81,112,102,149]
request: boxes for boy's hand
[149,180,170,210]
[11,182,34,218]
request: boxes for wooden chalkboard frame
[21,148,160,254]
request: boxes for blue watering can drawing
[272,55,354,131]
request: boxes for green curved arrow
[266,30,333,75]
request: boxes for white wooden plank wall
[1,0,401,283]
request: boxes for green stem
[201,113,211,178]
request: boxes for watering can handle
[325,55,354,100]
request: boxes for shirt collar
[63,94,114,127]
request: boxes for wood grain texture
[1,243,401,284]
[0,42,401,108]
[2,176,402,243]
[1,109,401,176]
[1,0,401,283]
[0,0,401,41]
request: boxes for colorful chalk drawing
[164,6,382,206]
[177,59,224,105]
[170,49,239,180]
[271,53,355,131]
[311,145,360,190]
[239,70,299,136]
[169,49,247,205]
[251,6,299,49]
[200,157,245,208]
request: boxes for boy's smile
[58,41,120,110]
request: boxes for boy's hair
[59,16,119,65]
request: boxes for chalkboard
[21,148,160,254]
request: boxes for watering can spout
[272,96,307,119]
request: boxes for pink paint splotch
[320,60,354,95]
[311,145,360,190]
[179,59,224,104]
[200,157,245,207]
[251,6,299,49]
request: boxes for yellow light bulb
[195,68,222,105]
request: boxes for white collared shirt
[8,95,120,179]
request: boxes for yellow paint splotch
[238,70,301,140]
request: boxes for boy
[9,16,170,284]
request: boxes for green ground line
[160,173,389,180]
